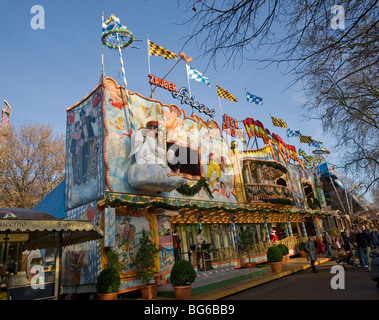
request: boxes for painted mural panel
[114,214,157,276]
[62,202,102,286]
[103,77,238,203]
[65,85,104,210]
[286,162,306,208]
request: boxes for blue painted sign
[171,87,216,118]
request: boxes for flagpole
[101,12,105,80]
[116,33,135,132]
[147,35,154,98]
[185,63,194,115]
[186,64,192,97]
[216,82,223,116]
[244,88,258,149]
[151,58,182,94]
[244,88,253,118]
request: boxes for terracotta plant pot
[173,285,192,300]
[97,292,118,300]
[282,255,287,265]
[269,262,282,273]
[141,284,158,300]
[300,250,307,258]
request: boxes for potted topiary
[105,248,122,271]
[298,241,307,258]
[238,226,256,268]
[134,229,160,299]
[170,260,197,300]
[267,246,283,273]
[277,244,289,264]
[96,267,121,300]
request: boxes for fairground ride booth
[37,76,331,295]
[0,208,102,300]
[317,163,370,231]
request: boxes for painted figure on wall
[66,85,104,210]
[63,245,84,286]
[159,244,175,271]
[114,215,152,275]
[122,216,135,264]
[128,120,186,192]
[63,202,102,286]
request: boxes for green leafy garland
[175,177,214,199]
[106,194,329,217]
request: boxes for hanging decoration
[102,13,136,131]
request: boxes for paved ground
[223,260,379,300]
[155,255,336,300]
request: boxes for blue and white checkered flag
[246,91,263,105]
[286,128,301,138]
[308,140,321,148]
[102,13,123,35]
[186,65,210,87]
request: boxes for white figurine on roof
[128,120,186,192]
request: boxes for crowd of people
[307,224,379,288]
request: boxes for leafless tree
[0,122,65,209]
[180,0,379,193]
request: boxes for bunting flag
[186,65,210,87]
[308,140,320,148]
[271,116,287,128]
[300,135,314,143]
[149,40,178,60]
[246,91,263,105]
[102,13,122,35]
[216,85,238,102]
[286,128,301,138]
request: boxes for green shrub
[298,241,306,251]
[277,244,289,256]
[134,229,159,285]
[238,227,255,262]
[96,268,121,294]
[266,246,283,262]
[170,260,196,286]
[105,248,122,271]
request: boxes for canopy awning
[102,191,331,223]
[0,208,103,250]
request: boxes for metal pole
[54,231,62,300]
[116,33,135,132]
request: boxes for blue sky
[0,1,336,164]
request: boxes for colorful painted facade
[59,76,334,293]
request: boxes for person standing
[370,227,379,249]
[172,227,181,261]
[196,229,206,271]
[269,229,278,243]
[322,231,335,259]
[305,237,318,273]
[356,227,371,269]
[369,249,379,288]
